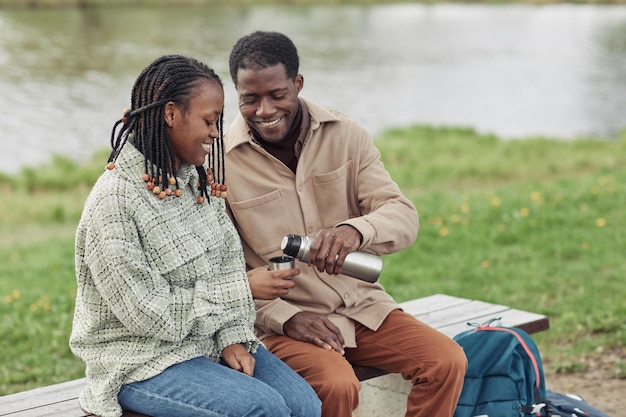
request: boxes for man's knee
[315,374,361,416]
[316,373,360,402]
[448,339,468,374]
[434,339,468,387]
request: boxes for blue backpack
[453,320,550,417]
[546,389,610,417]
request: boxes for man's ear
[295,74,304,93]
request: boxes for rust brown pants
[263,310,467,417]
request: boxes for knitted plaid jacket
[70,143,258,417]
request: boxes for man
[224,31,467,417]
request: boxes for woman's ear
[164,101,176,127]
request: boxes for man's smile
[259,118,281,128]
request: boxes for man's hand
[308,225,362,275]
[222,343,255,376]
[284,311,345,355]
[247,265,299,300]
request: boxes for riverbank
[0,0,410,9]
[1,0,626,8]
[1,125,625,413]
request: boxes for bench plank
[0,377,147,417]
[400,293,471,314]
[0,378,84,413]
[0,294,548,416]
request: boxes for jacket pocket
[229,189,295,257]
[312,161,356,228]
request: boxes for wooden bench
[0,294,549,417]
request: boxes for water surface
[1,3,626,173]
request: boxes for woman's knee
[276,371,322,417]
[289,393,322,417]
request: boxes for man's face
[235,64,303,144]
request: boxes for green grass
[1,124,625,395]
[376,125,626,375]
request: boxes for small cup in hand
[268,255,296,270]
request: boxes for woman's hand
[247,265,299,299]
[222,343,255,376]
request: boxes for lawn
[1,124,625,394]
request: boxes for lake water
[1,3,626,174]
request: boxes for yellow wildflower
[529,191,543,203]
[489,197,502,208]
[428,217,443,226]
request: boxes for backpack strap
[476,326,541,390]
[476,325,550,416]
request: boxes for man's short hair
[229,31,300,86]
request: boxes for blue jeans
[118,345,321,417]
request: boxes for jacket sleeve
[253,298,303,336]
[339,130,419,254]
[212,201,259,352]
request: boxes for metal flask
[280,234,382,283]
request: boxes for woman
[69,55,321,417]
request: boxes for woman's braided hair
[108,55,225,202]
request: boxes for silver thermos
[280,234,382,283]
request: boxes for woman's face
[166,79,224,169]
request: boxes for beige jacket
[224,97,419,347]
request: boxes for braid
[108,55,225,202]
[210,111,226,185]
